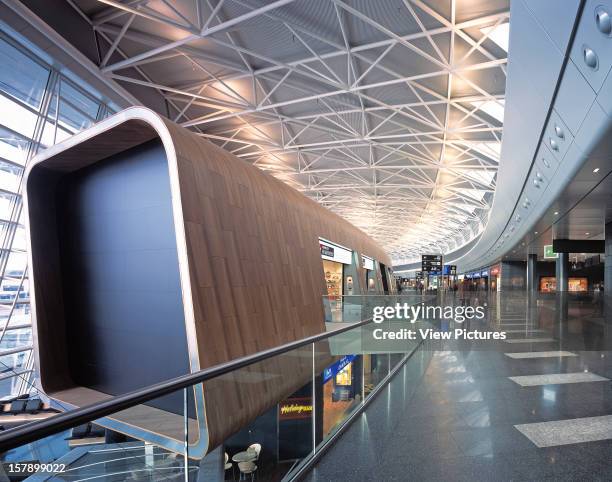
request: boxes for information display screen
[422,254,443,272]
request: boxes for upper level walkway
[304,292,612,481]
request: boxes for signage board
[442,265,457,275]
[320,244,334,258]
[319,239,353,264]
[422,254,443,272]
[361,255,374,270]
[323,355,356,383]
[544,244,558,259]
[279,397,313,420]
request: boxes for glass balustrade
[0,296,439,481]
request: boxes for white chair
[237,461,257,481]
[246,443,261,460]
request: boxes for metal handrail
[0,317,374,452]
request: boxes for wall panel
[25,107,390,455]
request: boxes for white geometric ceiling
[71,0,509,265]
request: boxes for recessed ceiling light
[586,232,590,235]
[534,231,538,235]
[593,168,600,173]
[554,211,559,215]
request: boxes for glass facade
[0,26,118,399]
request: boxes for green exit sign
[544,245,558,259]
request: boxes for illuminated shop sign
[490,265,500,276]
[279,397,313,420]
[442,265,456,275]
[323,355,356,383]
[319,238,353,264]
[320,244,334,257]
[362,255,375,270]
[481,270,489,277]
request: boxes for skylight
[470,100,505,122]
[480,22,510,52]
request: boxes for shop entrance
[323,259,343,300]
[362,255,376,293]
[320,238,354,321]
[322,355,359,436]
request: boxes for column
[526,254,537,294]
[556,251,569,292]
[555,252,570,342]
[197,446,224,482]
[605,222,612,295]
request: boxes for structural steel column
[605,222,612,295]
[556,251,569,292]
[526,254,537,294]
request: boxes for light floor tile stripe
[502,329,546,334]
[504,338,556,344]
[504,351,577,359]
[515,415,612,447]
[509,372,608,387]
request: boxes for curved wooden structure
[24,107,391,456]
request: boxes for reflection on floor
[304,291,612,481]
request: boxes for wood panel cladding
[163,120,389,366]
[24,107,391,456]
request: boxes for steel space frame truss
[71,0,508,264]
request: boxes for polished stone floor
[304,291,612,481]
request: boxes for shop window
[568,278,588,292]
[323,259,343,299]
[540,277,556,292]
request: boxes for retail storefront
[362,255,376,292]
[539,276,589,292]
[490,265,501,291]
[540,276,556,292]
[569,277,588,292]
[322,355,360,435]
[479,269,489,290]
[320,239,353,301]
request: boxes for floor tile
[508,372,608,386]
[515,415,612,447]
[504,351,577,359]
[504,338,557,344]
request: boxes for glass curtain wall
[0,26,118,399]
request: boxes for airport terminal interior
[1,0,612,480]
